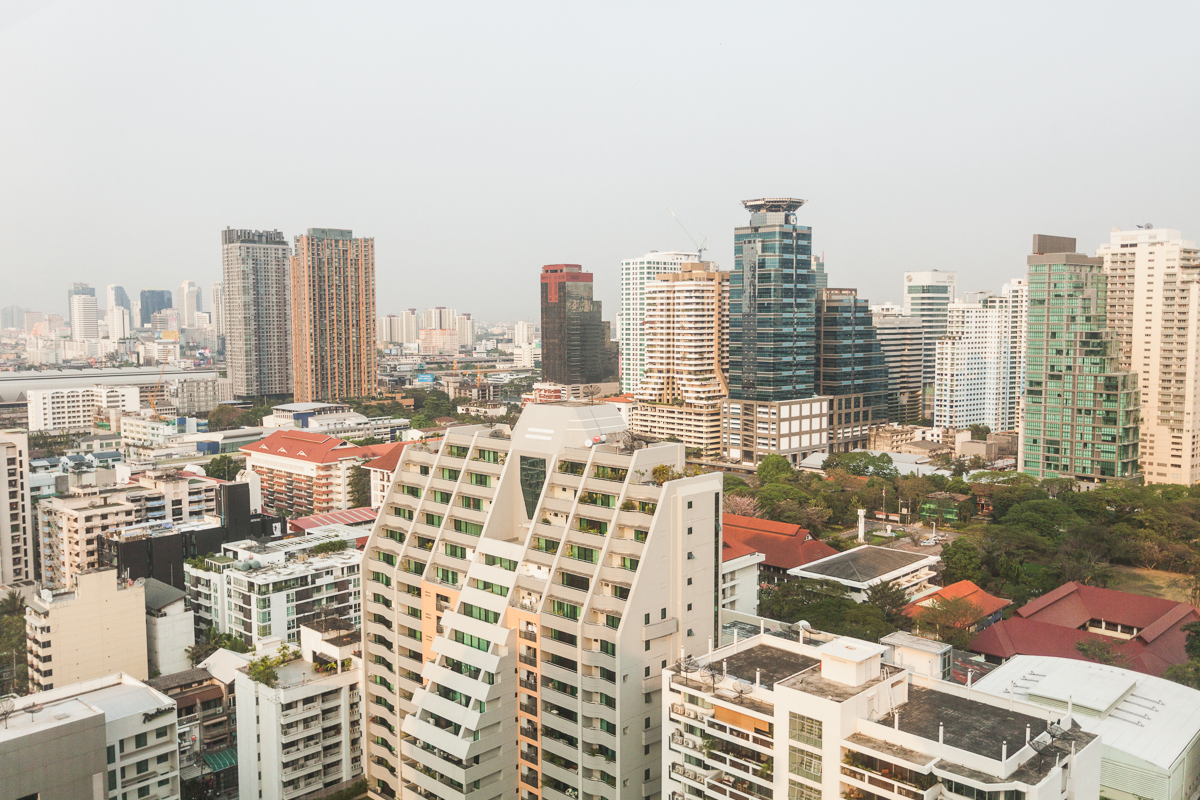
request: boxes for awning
[202,748,238,772]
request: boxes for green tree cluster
[758,579,896,642]
[203,454,244,481]
[186,626,251,666]
[0,590,28,694]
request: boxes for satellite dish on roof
[134,578,145,586]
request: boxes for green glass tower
[1021,235,1140,482]
[729,198,816,401]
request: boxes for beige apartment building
[291,228,378,402]
[631,261,729,457]
[1100,227,1200,484]
[26,568,149,692]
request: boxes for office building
[71,292,99,341]
[872,309,926,424]
[934,279,1028,431]
[630,260,729,457]
[1020,235,1140,482]
[729,198,816,403]
[235,622,364,799]
[209,281,224,338]
[816,288,889,450]
[26,568,149,691]
[902,270,958,388]
[140,289,174,326]
[291,228,377,402]
[661,632,1100,800]
[67,281,95,325]
[361,403,721,800]
[0,430,32,583]
[183,528,363,648]
[0,672,180,800]
[618,250,696,392]
[378,309,421,345]
[720,397,832,466]
[165,376,234,415]
[222,228,293,397]
[540,264,618,385]
[180,281,201,328]
[1099,227,1200,485]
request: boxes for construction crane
[667,207,708,260]
[148,359,168,417]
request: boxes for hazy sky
[3,1,1198,322]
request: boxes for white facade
[180,280,201,328]
[27,384,141,432]
[146,589,195,678]
[165,376,234,416]
[263,401,410,441]
[902,270,958,385]
[663,633,1100,800]
[209,281,224,337]
[107,305,132,340]
[0,429,32,583]
[619,250,696,392]
[721,396,832,466]
[183,528,364,647]
[362,403,722,800]
[934,278,1028,431]
[514,320,536,345]
[1099,226,1200,485]
[235,624,364,800]
[71,293,100,341]
[719,550,764,614]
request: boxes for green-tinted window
[453,630,490,652]
[565,544,598,563]
[789,713,822,747]
[605,614,621,629]
[460,496,481,511]
[519,456,548,517]
[533,537,559,554]
[445,543,467,560]
[550,599,580,620]
[461,603,500,624]
[634,530,648,543]
[431,490,452,504]
[599,640,615,656]
[556,460,586,476]
[447,445,470,458]
[592,465,628,482]
[435,567,458,585]
[485,555,517,571]
[547,628,577,646]
[576,518,607,536]
[469,472,491,487]
[620,557,639,572]
[453,519,483,536]
[478,581,508,596]
[475,449,499,463]
[440,467,461,481]
[402,485,421,498]
[789,747,822,782]
[424,513,443,527]
[393,506,413,521]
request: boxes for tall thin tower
[221,228,292,397]
[290,228,377,402]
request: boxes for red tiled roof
[288,507,378,532]
[721,514,837,570]
[902,580,1010,620]
[363,442,409,474]
[240,430,402,465]
[968,581,1200,677]
[721,538,759,563]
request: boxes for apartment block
[1,429,32,583]
[183,527,364,647]
[148,664,239,795]
[291,228,377,402]
[720,397,831,466]
[1099,226,1200,485]
[27,384,141,432]
[902,270,958,389]
[0,672,181,800]
[360,403,722,800]
[144,578,194,677]
[166,376,234,415]
[1020,235,1140,482]
[619,251,695,392]
[934,279,1028,431]
[26,568,149,692]
[662,632,1100,800]
[222,228,293,397]
[419,328,461,355]
[235,622,364,800]
[210,281,224,337]
[379,310,421,345]
[631,261,729,458]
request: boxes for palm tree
[0,590,23,617]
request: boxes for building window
[518,456,548,517]
[788,746,822,782]
[788,780,821,800]
[789,713,822,747]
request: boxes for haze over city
[3,1,1199,317]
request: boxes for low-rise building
[720,537,765,614]
[0,672,181,800]
[788,545,941,601]
[721,396,833,466]
[722,514,838,586]
[362,443,407,509]
[901,579,1011,633]
[145,577,195,677]
[235,622,364,800]
[183,528,364,647]
[25,568,149,692]
[27,384,141,432]
[263,401,410,442]
[662,632,1100,800]
[165,376,234,415]
[121,413,208,454]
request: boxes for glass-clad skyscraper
[1020,235,1140,482]
[728,198,816,402]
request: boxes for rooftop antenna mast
[667,207,708,260]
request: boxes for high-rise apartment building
[872,308,926,424]
[423,306,457,331]
[729,198,816,403]
[815,288,888,450]
[140,289,173,326]
[67,282,95,324]
[457,313,476,349]
[1020,235,1139,482]
[540,264,617,385]
[631,261,729,456]
[209,281,224,338]
[514,320,536,345]
[361,403,722,800]
[107,306,131,340]
[0,430,32,584]
[619,251,696,392]
[902,270,957,387]
[106,284,130,313]
[221,228,292,397]
[934,279,1028,431]
[1099,227,1200,485]
[291,228,377,403]
[180,281,201,328]
[0,305,25,329]
[70,293,98,341]
[379,312,421,345]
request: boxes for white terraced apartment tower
[630,261,729,457]
[933,279,1028,431]
[1099,226,1200,485]
[662,631,1101,800]
[361,402,722,800]
[619,251,698,393]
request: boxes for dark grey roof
[798,546,929,583]
[148,667,213,692]
[143,577,186,610]
[93,450,123,459]
[881,686,1054,761]
[718,643,818,687]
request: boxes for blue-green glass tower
[729,198,816,401]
